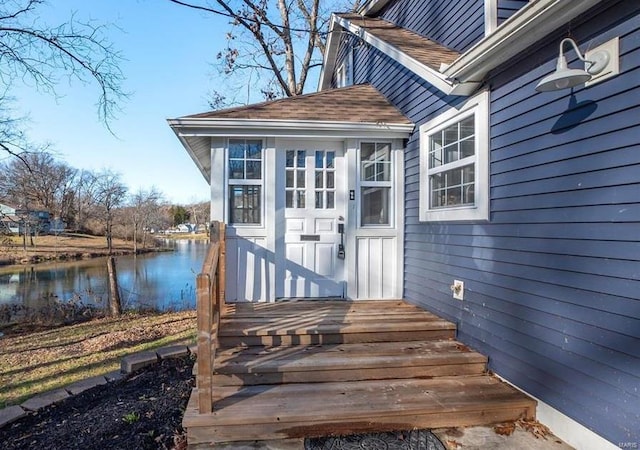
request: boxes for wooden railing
[196,221,226,413]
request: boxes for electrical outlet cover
[453,280,464,301]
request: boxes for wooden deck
[183,299,536,447]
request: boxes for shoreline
[0,247,163,267]
[0,232,209,267]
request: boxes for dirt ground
[1,356,194,450]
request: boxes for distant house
[0,203,19,234]
[14,209,52,235]
[169,1,639,448]
[176,223,194,233]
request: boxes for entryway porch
[182,224,537,448]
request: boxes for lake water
[0,240,207,312]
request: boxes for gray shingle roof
[184,84,411,125]
[336,13,460,71]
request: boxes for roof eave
[168,117,414,136]
[319,17,342,91]
[443,0,606,82]
[168,121,211,183]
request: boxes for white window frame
[226,138,265,226]
[358,141,393,228]
[419,90,489,222]
[336,48,353,88]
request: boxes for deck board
[184,299,537,446]
[184,376,535,442]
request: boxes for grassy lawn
[0,310,196,408]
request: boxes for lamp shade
[535,68,592,91]
[536,41,595,92]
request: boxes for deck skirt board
[184,299,536,446]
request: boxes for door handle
[337,222,345,259]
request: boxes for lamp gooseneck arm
[560,38,588,63]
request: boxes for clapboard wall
[378,0,484,52]
[339,0,639,444]
[497,0,528,25]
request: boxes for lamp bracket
[585,37,620,86]
[586,50,610,75]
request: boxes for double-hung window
[228,139,262,224]
[360,142,392,226]
[419,91,489,222]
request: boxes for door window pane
[361,187,390,225]
[286,149,307,208]
[360,142,392,226]
[312,150,336,209]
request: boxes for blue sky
[11,0,237,204]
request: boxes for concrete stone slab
[433,425,574,450]
[188,344,198,355]
[208,439,305,450]
[21,389,70,411]
[65,375,108,395]
[120,351,158,373]
[0,405,27,428]
[104,370,126,382]
[156,345,189,360]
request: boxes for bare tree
[0,150,78,229]
[93,170,128,254]
[70,170,100,232]
[168,0,357,104]
[188,200,211,231]
[129,187,164,252]
[0,0,125,158]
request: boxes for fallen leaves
[492,419,554,440]
[516,418,553,439]
[493,422,516,436]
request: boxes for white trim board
[496,375,620,450]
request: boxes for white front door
[277,141,346,298]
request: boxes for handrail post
[219,222,226,314]
[194,220,226,414]
[196,272,213,414]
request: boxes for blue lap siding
[341,0,640,444]
[378,0,484,52]
[497,0,528,25]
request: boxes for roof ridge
[185,83,374,119]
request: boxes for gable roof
[320,0,607,96]
[168,84,414,183]
[335,14,460,72]
[320,14,479,95]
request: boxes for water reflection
[0,239,207,311]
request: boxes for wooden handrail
[196,221,226,413]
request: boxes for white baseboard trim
[495,375,619,450]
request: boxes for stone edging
[0,343,197,429]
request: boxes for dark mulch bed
[2,356,194,450]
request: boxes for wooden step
[227,300,423,316]
[218,314,456,347]
[213,340,487,385]
[183,376,537,444]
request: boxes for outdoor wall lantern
[536,37,616,92]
